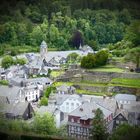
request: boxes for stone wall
[108,86,140,96]
[61,69,140,83]
[84,71,140,81]
[73,84,108,93]
[56,69,140,96]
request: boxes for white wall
[60,98,82,113]
[25,89,40,102]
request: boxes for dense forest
[0,0,140,55]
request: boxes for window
[32,95,34,99]
[124,101,127,104]
[77,119,80,123]
[66,107,69,112]
[71,103,74,106]
[76,103,79,106]
[78,127,80,131]
[66,102,69,105]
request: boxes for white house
[59,94,83,113]
[23,85,40,102]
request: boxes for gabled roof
[3,101,30,116]
[114,109,128,120]
[69,102,112,120]
[90,97,118,113]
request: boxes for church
[24,40,94,75]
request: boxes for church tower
[40,40,47,59]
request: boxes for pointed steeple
[79,43,82,50]
[40,40,47,48]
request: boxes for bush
[40,97,48,106]
[14,58,26,65]
[1,55,14,69]
[0,80,9,85]
[81,53,96,69]
[95,49,109,66]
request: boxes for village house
[56,84,76,95]
[113,109,128,128]
[0,85,25,104]
[114,94,137,106]
[113,102,140,128]
[23,85,40,102]
[67,101,113,139]
[3,102,34,120]
[0,85,34,120]
[0,98,34,120]
[58,94,84,113]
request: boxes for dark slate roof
[90,97,118,113]
[0,85,21,102]
[69,102,112,120]
[3,101,29,116]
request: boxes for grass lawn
[110,78,140,88]
[88,64,125,73]
[50,71,64,78]
[53,82,73,87]
[53,81,107,87]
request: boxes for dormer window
[80,108,83,111]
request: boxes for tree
[31,25,45,46]
[1,55,14,69]
[90,108,107,140]
[67,52,79,63]
[95,50,109,66]
[81,53,96,69]
[69,30,83,49]
[49,24,59,44]
[108,124,140,140]
[44,86,52,98]
[125,21,140,46]
[125,47,140,69]
[32,113,56,135]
